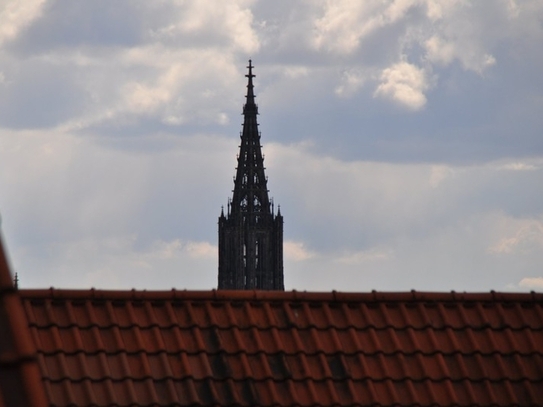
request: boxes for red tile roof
[0,237,48,407]
[19,288,543,406]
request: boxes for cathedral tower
[218,61,284,290]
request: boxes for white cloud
[0,0,46,45]
[424,35,457,66]
[147,239,215,261]
[374,62,429,109]
[423,0,456,21]
[162,0,259,53]
[123,81,171,114]
[313,1,373,54]
[52,47,242,131]
[335,68,370,97]
[418,2,543,74]
[0,1,257,132]
[313,0,420,54]
[309,0,543,102]
[64,236,218,290]
[485,159,543,172]
[488,220,543,255]
[312,0,506,74]
[283,66,309,79]
[336,247,393,265]
[185,241,216,259]
[501,162,539,171]
[284,241,315,262]
[424,35,496,74]
[518,277,543,290]
[429,165,454,188]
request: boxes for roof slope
[0,236,47,407]
[20,289,543,406]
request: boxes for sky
[0,0,542,292]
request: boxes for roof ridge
[26,321,543,331]
[18,288,543,302]
[41,376,543,384]
[35,349,543,357]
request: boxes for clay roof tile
[7,287,541,406]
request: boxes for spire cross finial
[246,59,255,79]
[244,59,256,109]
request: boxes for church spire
[218,61,284,291]
[245,59,256,107]
[230,60,271,221]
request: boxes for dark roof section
[20,288,543,407]
[0,236,48,407]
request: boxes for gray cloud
[7,1,147,54]
[0,0,542,292]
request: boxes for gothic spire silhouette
[218,60,284,290]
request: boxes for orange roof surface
[0,237,47,407]
[18,288,543,406]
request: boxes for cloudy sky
[0,0,542,292]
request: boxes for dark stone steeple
[218,60,284,290]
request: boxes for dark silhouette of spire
[218,60,284,290]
